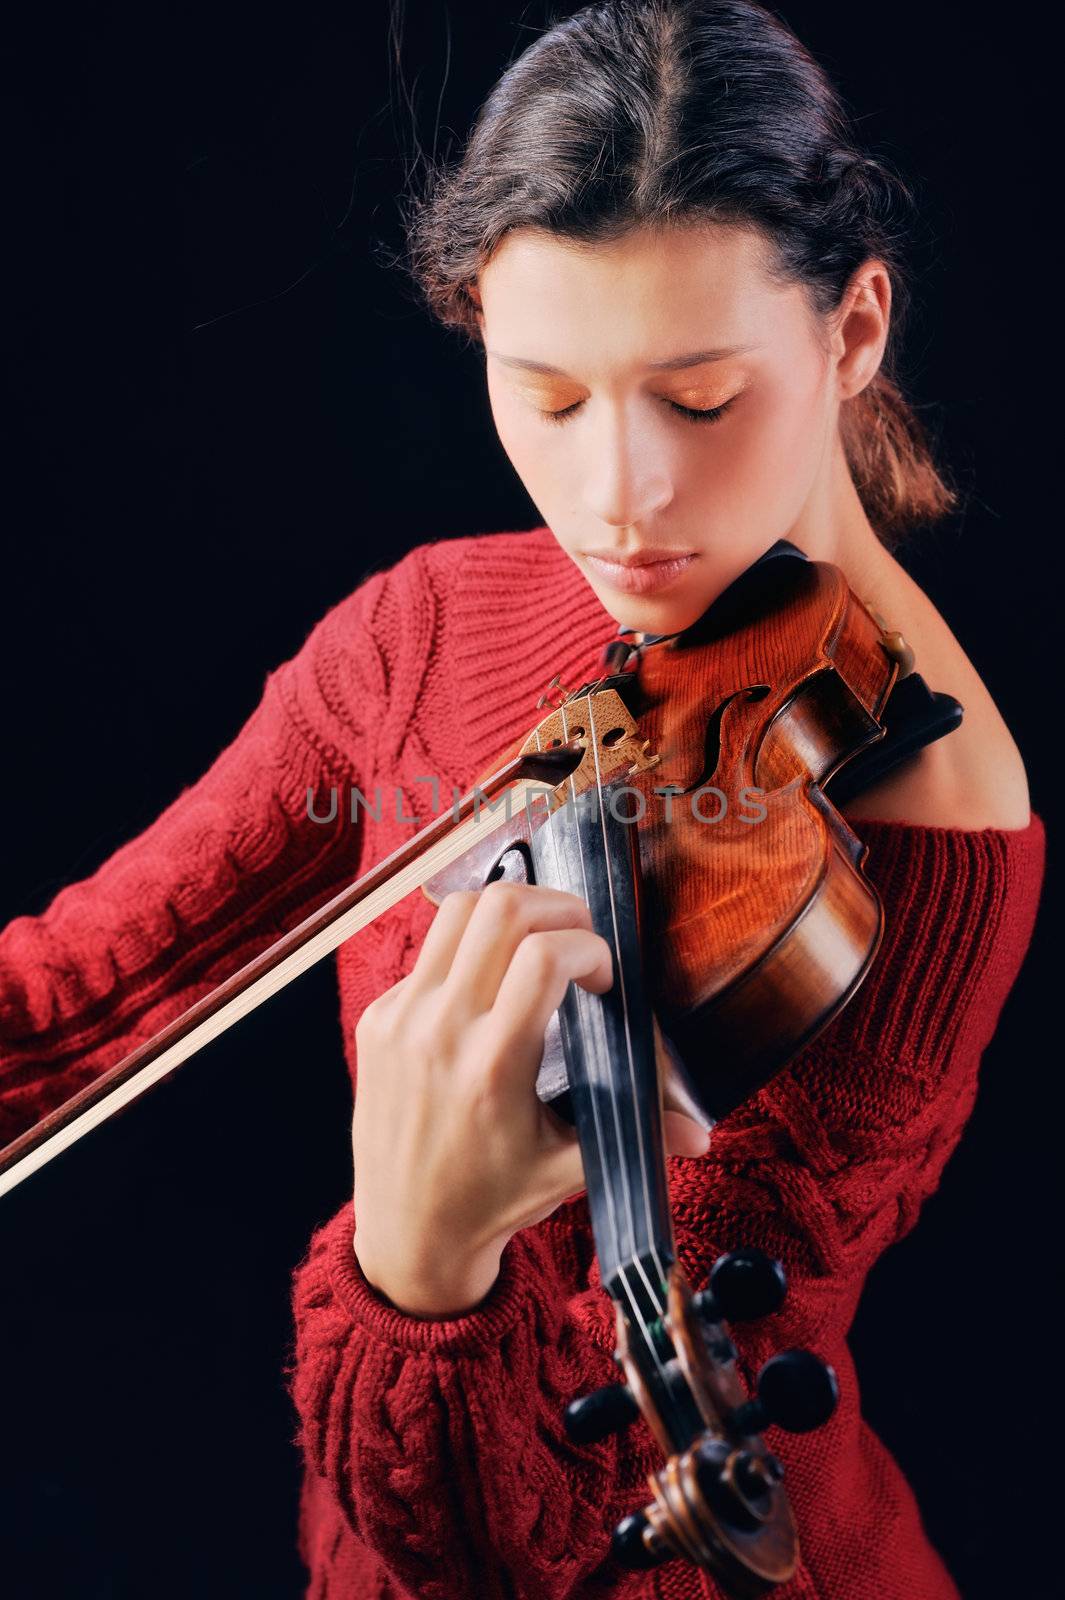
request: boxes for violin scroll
[562,1247,839,1587]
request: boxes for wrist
[352,1233,506,1318]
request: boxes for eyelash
[538,395,737,428]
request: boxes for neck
[789,429,901,607]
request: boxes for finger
[654,1016,715,1134]
[405,890,481,992]
[662,1109,712,1158]
[443,880,597,1015]
[486,925,614,1081]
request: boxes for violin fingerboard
[528,782,676,1301]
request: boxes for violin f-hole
[484,839,535,887]
[679,683,771,795]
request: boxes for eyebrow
[487,345,754,376]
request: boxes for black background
[0,4,1057,1596]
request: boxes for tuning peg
[612,1510,663,1569]
[730,1348,840,1436]
[692,1246,788,1325]
[563,1380,640,1444]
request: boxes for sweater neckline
[446,526,1043,846]
[838,811,1043,841]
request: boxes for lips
[583,546,697,568]
[582,547,698,596]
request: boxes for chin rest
[823,670,964,806]
[611,539,965,808]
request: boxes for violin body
[616,549,899,1116]
[425,544,906,1120]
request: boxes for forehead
[476,221,793,370]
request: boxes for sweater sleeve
[288,1198,644,1600]
[0,565,394,1150]
[677,815,1049,1354]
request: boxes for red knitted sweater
[0,528,1046,1600]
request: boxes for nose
[581,402,674,528]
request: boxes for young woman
[0,2,1045,1597]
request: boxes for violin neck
[529,783,676,1302]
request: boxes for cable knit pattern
[0,528,1046,1600]
[0,565,400,1147]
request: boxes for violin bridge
[519,688,660,798]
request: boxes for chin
[599,595,710,636]
[595,577,723,633]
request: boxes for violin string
[546,707,665,1356]
[578,690,669,1319]
[540,704,665,1350]
[533,718,623,1273]
[530,720,665,1369]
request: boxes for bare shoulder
[840,716,1031,831]
[839,561,1032,833]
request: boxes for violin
[418,537,943,1585]
[0,538,962,1592]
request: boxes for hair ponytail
[841,374,955,545]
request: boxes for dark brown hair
[400,0,955,546]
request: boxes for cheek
[486,375,583,497]
[684,370,829,535]
[490,397,539,469]
[495,417,591,537]
[488,385,544,469]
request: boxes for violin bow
[0,746,586,1199]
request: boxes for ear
[467,280,485,337]
[832,259,891,400]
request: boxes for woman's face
[475,221,847,634]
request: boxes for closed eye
[538,395,737,427]
[669,397,735,426]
